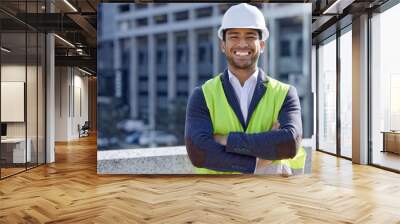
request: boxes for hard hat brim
[218,27,269,41]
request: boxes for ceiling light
[78,67,92,76]
[323,0,354,15]
[63,0,78,12]
[54,34,75,48]
[1,47,11,53]
[323,0,341,14]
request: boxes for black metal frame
[0,15,2,179]
[25,1,28,172]
[367,10,373,167]
[336,20,341,158]
[314,41,320,153]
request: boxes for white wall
[71,72,89,138]
[55,67,89,141]
[1,65,26,129]
[1,65,31,137]
[55,67,68,141]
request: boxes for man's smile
[233,50,251,56]
[232,50,252,59]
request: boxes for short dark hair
[222,29,262,41]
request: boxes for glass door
[317,35,337,155]
[1,30,28,177]
[339,27,352,159]
[370,3,400,171]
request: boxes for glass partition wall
[317,35,337,155]
[339,27,352,159]
[0,1,46,179]
[370,2,400,172]
[316,0,400,172]
[0,30,28,177]
[316,26,353,159]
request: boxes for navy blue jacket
[185,69,302,173]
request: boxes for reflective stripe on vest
[196,74,306,175]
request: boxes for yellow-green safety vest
[195,74,306,175]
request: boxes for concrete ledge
[98,146,195,174]
[97,146,312,174]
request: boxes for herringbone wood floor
[1,134,400,224]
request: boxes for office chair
[79,121,90,138]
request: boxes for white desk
[1,138,31,163]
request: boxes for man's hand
[213,134,227,146]
[214,121,280,147]
[271,121,280,130]
[255,121,280,174]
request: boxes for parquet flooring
[1,134,400,223]
[1,167,26,177]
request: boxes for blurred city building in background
[97,3,312,149]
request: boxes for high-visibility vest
[195,74,306,175]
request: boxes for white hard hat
[218,3,269,41]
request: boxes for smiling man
[185,3,306,175]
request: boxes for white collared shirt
[228,68,258,122]
[228,68,263,174]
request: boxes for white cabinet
[1,138,31,163]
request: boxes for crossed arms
[184,86,302,173]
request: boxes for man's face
[221,28,265,70]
